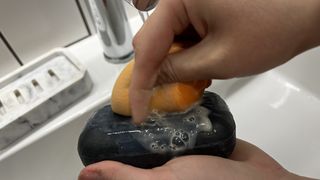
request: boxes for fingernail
[79,171,103,180]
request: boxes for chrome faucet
[87,0,158,63]
[125,0,159,11]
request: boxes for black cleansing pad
[78,91,236,168]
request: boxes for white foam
[133,105,212,154]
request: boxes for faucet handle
[125,0,159,11]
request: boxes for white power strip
[0,48,93,150]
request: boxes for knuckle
[157,58,180,84]
[132,34,141,52]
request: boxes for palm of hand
[79,140,299,180]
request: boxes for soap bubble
[150,142,159,150]
[134,105,212,154]
[171,137,185,148]
[181,132,189,142]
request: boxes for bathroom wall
[0,0,137,78]
[0,33,21,77]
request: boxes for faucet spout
[88,0,134,63]
[88,0,159,63]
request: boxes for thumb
[78,161,151,180]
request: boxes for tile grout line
[66,0,93,47]
[0,31,24,66]
[75,0,92,35]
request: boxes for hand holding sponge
[111,43,211,117]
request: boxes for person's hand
[129,0,320,123]
[78,139,311,180]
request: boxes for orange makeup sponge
[111,43,211,116]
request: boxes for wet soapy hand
[78,139,311,180]
[78,0,320,179]
[111,44,210,118]
[130,0,320,123]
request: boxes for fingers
[156,36,234,84]
[77,140,284,180]
[78,161,151,180]
[230,139,284,169]
[130,0,189,123]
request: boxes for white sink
[209,46,320,178]
[0,16,319,179]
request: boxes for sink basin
[209,47,320,178]
[0,16,319,179]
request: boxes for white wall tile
[0,0,88,64]
[0,39,21,78]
